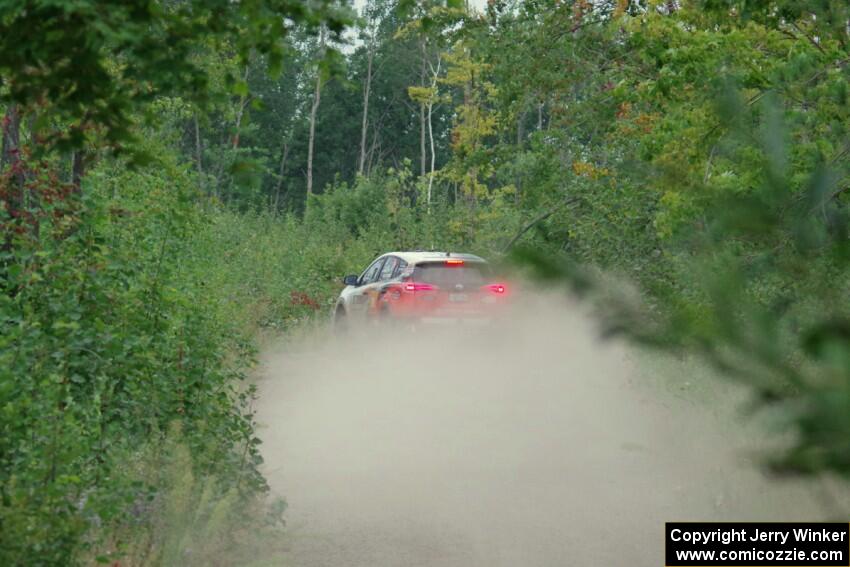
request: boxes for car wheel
[333,305,349,336]
[376,303,394,329]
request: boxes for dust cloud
[255,291,839,566]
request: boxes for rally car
[333,251,509,330]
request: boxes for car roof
[380,251,487,264]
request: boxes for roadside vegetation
[3,0,850,563]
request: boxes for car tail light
[404,282,436,292]
[485,283,506,294]
[445,259,464,266]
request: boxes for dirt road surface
[255,295,835,566]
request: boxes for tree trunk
[274,141,290,211]
[426,57,442,212]
[1,104,22,173]
[213,65,250,201]
[419,39,427,177]
[1,104,24,223]
[232,66,250,150]
[306,73,322,196]
[515,105,527,203]
[194,114,204,178]
[71,150,85,194]
[367,122,382,178]
[426,101,436,209]
[516,105,527,146]
[463,58,476,207]
[307,28,326,197]
[358,37,374,176]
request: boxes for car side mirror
[343,274,360,286]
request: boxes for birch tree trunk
[419,39,427,177]
[307,28,326,196]
[358,35,374,176]
[231,68,250,150]
[426,57,442,211]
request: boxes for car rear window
[411,262,492,287]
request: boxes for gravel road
[255,295,833,566]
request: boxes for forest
[3,0,850,563]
